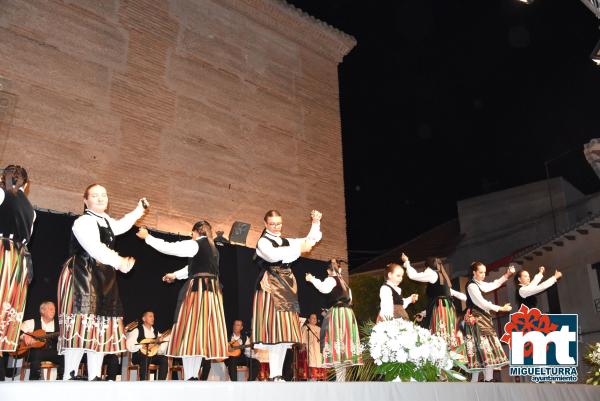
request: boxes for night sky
[286,0,600,267]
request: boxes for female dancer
[465,261,514,382]
[137,221,228,380]
[252,209,322,381]
[0,165,35,354]
[306,258,362,381]
[58,184,146,380]
[378,263,418,321]
[402,253,466,357]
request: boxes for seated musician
[20,301,64,380]
[225,320,259,381]
[125,311,168,380]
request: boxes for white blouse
[379,281,412,319]
[255,222,322,264]
[467,275,508,313]
[308,276,353,301]
[71,206,144,269]
[126,325,168,354]
[404,261,467,301]
[145,234,206,281]
[518,272,557,299]
[20,318,55,335]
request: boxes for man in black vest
[225,320,259,381]
[125,311,168,380]
[20,301,64,380]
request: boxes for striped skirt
[57,263,126,353]
[464,309,508,371]
[0,239,30,352]
[321,306,362,368]
[252,289,301,345]
[429,297,466,360]
[166,277,228,358]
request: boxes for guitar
[138,329,172,357]
[11,329,59,357]
[227,339,254,358]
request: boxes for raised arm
[519,270,561,299]
[306,275,336,294]
[144,234,199,258]
[477,265,515,293]
[450,288,467,301]
[107,200,146,236]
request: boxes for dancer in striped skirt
[0,165,34,360]
[252,209,322,381]
[58,184,146,380]
[137,221,228,380]
[306,258,362,382]
[465,261,514,382]
[402,254,467,359]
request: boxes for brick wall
[0,0,355,261]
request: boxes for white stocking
[86,351,104,381]
[62,349,85,380]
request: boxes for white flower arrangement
[585,342,600,385]
[368,318,465,382]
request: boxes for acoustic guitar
[11,329,59,357]
[138,329,172,357]
[227,339,254,358]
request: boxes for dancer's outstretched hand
[311,210,322,223]
[162,272,176,283]
[136,227,149,239]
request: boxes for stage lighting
[228,221,251,246]
[591,38,600,65]
[517,0,534,4]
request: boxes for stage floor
[1,381,599,401]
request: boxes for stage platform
[1,381,599,401]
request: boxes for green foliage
[350,275,382,324]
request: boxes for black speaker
[228,221,251,245]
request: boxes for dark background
[286,0,600,267]
[24,210,329,333]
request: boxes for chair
[126,352,159,381]
[20,361,59,381]
[168,357,183,380]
